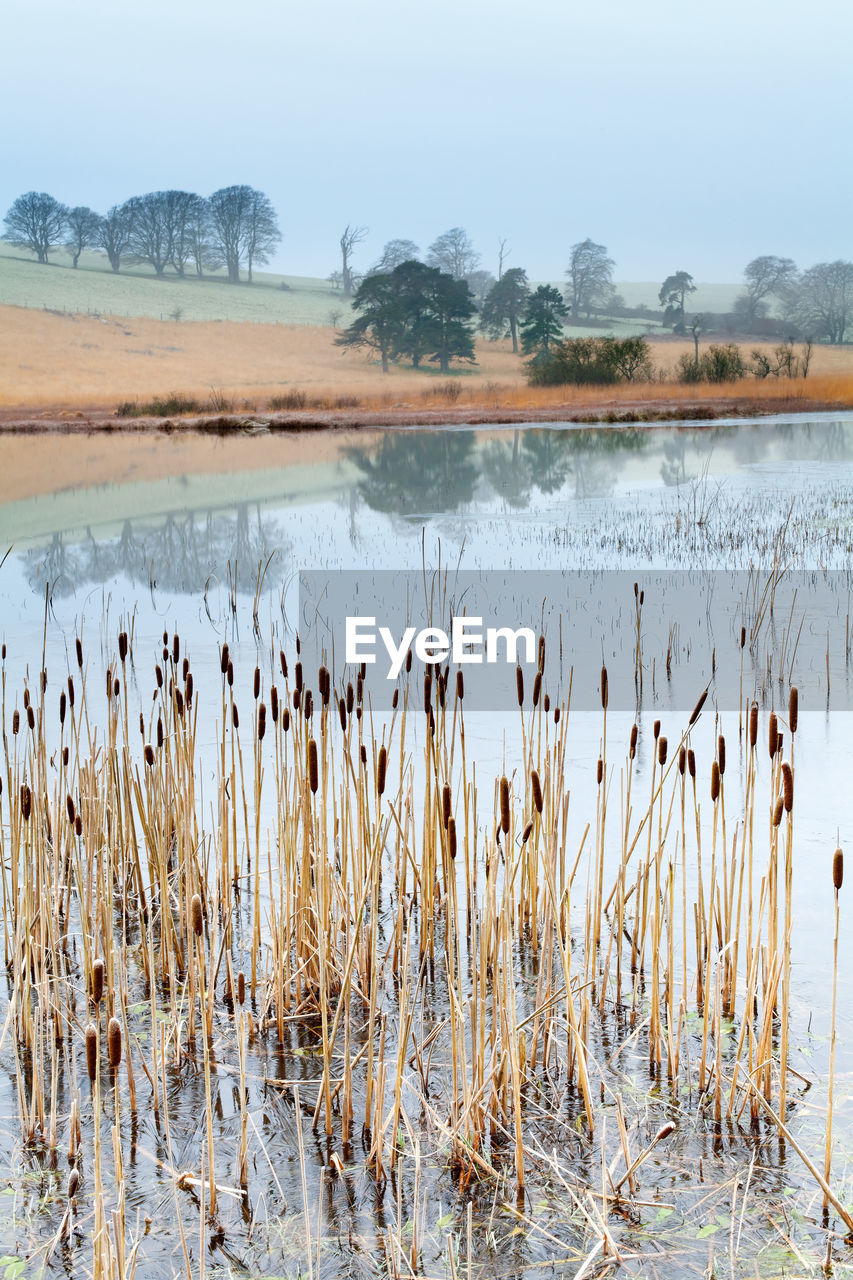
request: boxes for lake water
[2,415,853,1278]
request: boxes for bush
[527,336,654,387]
[676,343,746,384]
[268,389,307,410]
[115,393,201,417]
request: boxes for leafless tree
[96,203,134,273]
[370,238,420,273]
[791,260,853,344]
[497,236,510,279]
[566,239,615,317]
[64,206,101,268]
[427,227,480,280]
[3,191,67,263]
[340,224,368,297]
[208,186,281,284]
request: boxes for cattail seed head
[279,649,287,679]
[237,970,246,1004]
[689,687,708,726]
[220,644,230,675]
[76,637,83,668]
[601,666,608,710]
[655,1121,676,1142]
[543,693,550,713]
[85,1024,98,1082]
[107,1017,122,1069]
[772,796,784,827]
[144,743,154,766]
[499,774,510,834]
[710,760,720,802]
[338,696,347,731]
[27,704,35,731]
[718,735,726,776]
[531,769,543,814]
[232,702,239,729]
[781,762,793,812]
[346,682,354,714]
[833,847,844,890]
[157,717,164,748]
[67,1168,80,1199]
[155,663,163,688]
[308,738,319,793]
[66,793,75,823]
[740,626,746,649]
[295,662,303,693]
[304,690,313,721]
[688,748,696,778]
[448,816,457,859]
[532,671,541,708]
[392,688,399,709]
[424,671,432,714]
[186,672,193,704]
[92,958,104,1004]
[271,685,279,721]
[67,675,74,707]
[118,631,128,663]
[360,743,367,765]
[172,634,179,665]
[12,709,19,735]
[283,707,291,733]
[442,782,452,828]
[258,703,266,740]
[678,745,686,775]
[377,746,387,796]
[749,702,758,748]
[227,661,234,688]
[769,712,778,758]
[516,666,524,707]
[20,784,31,821]
[658,737,668,766]
[74,814,82,836]
[456,669,464,701]
[629,723,638,759]
[554,706,560,724]
[191,893,203,937]
[60,691,66,724]
[789,686,798,734]
[597,757,603,785]
[521,818,534,844]
[253,667,260,700]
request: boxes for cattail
[338,696,347,731]
[23,688,29,710]
[516,666,524,707]
[308,738,319,793]
[658,736,667,767]
[424,671,432,714]
[232,703,239,729]
[258,703,266,740]
[655,1121,676,1142]
[74,814,82,837]
[295,662,303,693]
[227,661,234,688]
[171,634,179,665]
[76,637,83,668]
[531,769,543,814]
[221,644,230,674]
[320,665,330,704]
[833,848,844,890]
[12,709,19,735]
[781,762,793,812]
[740,626,746,650]
[283,708,291,733]
[360,743,368,764]
[67,676,74,707]
[688,687,708,726]
[710,761,720,802]
[191,893,204,937]
[749,702,758,748]
[543,693,550,713]
[377,746,387,796]
[653,719,660,740]
[271,685,279,721]
[629,723,638,759]
[392,688,399,709]
[499,775,510,834]
[355,673,364,705]
[521,818,534,844]
[237,970,246,1004]
[279,649,287,679]
[175,688,184,717]
[789,686,799,734]
[678,745,686,775]
[157,717,164,748]
[118,631,128,663]
[64,746,69,767]
[769,712,778,758]
[156,663,163,688]
[139,712,145,736]
[554,706,560,724]
[183,657,189,680]
[532,671,541,708]
[106,667,112,699]
[67,1168,80,1199]
[772,796,784,827]
[66,793,75,823]
[26,704,34,731]
[85,1025,98,1082]
[346,682,354,714]
[107,1017,122,1069]
[144,744,154,767]
[254,666,261,700]
[718,735,726,776]
[92,958,104,1004]
[442,782,452,828]
[601,666,608,710]
[456,669,464,701]
[186,672,193,704]
[293,688,300,711]
[596,757,603,785]
[60,691,66,724]
[688,749,697,778]
[20,785,31,821]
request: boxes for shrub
[677,343,746,384]
[115,393,200,417]
[268,389,307,410]
[527,336,653,387]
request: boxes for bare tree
[340,224,368,297]
[792,260,853,344]
[738,255,798,323]
[370,238,420,274]
[497,236,510,280]
[64,206,101,268]
[124,192,171,276]
[96,202,134,273]
[3,191,67,263]
[208,186,281,284]
[427,227,480,280]
[566,239,615,318]
[465,269,496,307]
[244,189,281,283]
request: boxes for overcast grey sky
[2,0,850,282]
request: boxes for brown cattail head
[67,675,74,707]
[221,643,230,675]
[543,693,550,713]
[27,704,35,731]
[191,893,203,937]
[424,670,432,715]
[107,1017,122,1070]
[295,661,303,693]
[283,707,291,733]
[155,663,163,689]
[688,748,696,778]
[717,734,726,777]
[360,742,368,764]
[66,793,75,823]
[749,702,758,748]
[499,775,510,834]
[308,738,319,793]
[538,633,546,672]
[653,719,660,741]
[20,784,31,821]
[74,813,82,836]
[532,671,541,708]
[227,661,234,688]
[232,702,239,730]
[392,688,399,709]
[442,782,452,829]
[12,709,19,735]
[789,686,799,734]
[521,818,534,845]
[237,970,246,1005]
[833,847,844,891]
[172,634,179,666]
[279,649,287,679]
[740,626,746,650]
[596,757,603,785]
[85,1024,98,1082]
[601,665,608,710]
[710,760,720,802]
[76,637,83,668]
[781,762,793,812]
[118,631,128,663]
[772,796,784,828]
[769,712,778,758]
[658,736,668,767]
[448,815,457,859]
[377,746,387,797]
[629,723,638,759]
[91,957,104,1005]
[271,685,279,722]
[456,669,464,701]
[60,691,67,724]
[531,769,543,814]
[157,717,164,748]
[655,1121,676,1142]
[258,703,266,741]
[678,745,686,775]
[554,706,561,724]
[253,666,261,700]
[67,1168,80,1199]
[346,682,354,714]
[338,696,347,731]
[516,666,524,708]
[688,686,708,726]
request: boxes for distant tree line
[2,187,280,284]
[4,191,853,352]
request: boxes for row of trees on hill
[2,188,280,283]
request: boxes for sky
[2,0,851,284]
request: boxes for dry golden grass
[2,302,853,414]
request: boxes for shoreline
[1,391,851,434]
